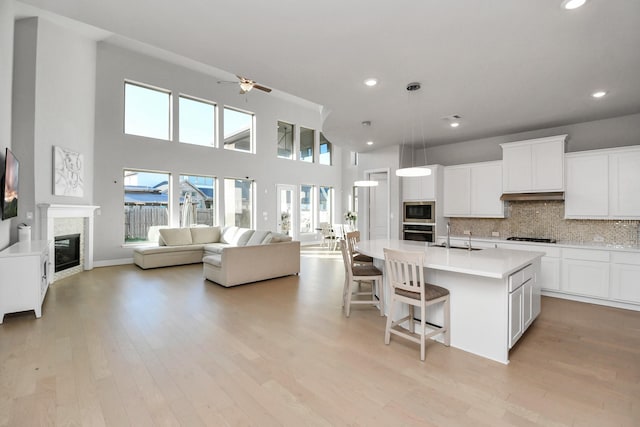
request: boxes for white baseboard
[93,258,134,267]
[542,290,639,311]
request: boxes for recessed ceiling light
[364,78,378,87]
[591,90,607,98]
[366,141,374,146]
[561,0,587,10]
[450,122,460,128]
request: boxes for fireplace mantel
[37,204,100,273]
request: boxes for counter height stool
[383,248,450,361]
[345,230,374,266]
[340,240,385,317]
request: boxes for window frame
[179,174,218,227]
[223,106,255,154]
[277,120,295,160]
[299,127,315,163]
[123,80,172,141]
[123,168,171,245]
[178,94,218,148]
[223,177,255,228]
[319,132,332,166]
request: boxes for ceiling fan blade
[253,84,272,93]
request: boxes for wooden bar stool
[340,240,384,317]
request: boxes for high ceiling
[16,0,640,151]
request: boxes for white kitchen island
[356,239,545,364]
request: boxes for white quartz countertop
[356,239,544,280]
[0,240,50,257]
[440,235,640,253]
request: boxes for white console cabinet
[0,240,50,324]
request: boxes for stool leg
[444,296,451,347]
[385,298,395,344]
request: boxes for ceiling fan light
[396,167,432,177]
[354,180,379,187]
[239,81,253,92]
[561,0,587,10]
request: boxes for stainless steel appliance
[403,201,435,223]
[403,224,434,242]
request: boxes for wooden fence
[124,205,214,242]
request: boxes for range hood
[500,192,565,202]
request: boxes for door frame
[361,168,391,240]
[276,184,298,240]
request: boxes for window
[123,170,170,243]
[300,127,315,162]
[179,175,216,227]
[224,178,253,228]
[124,82,171,140]
[300,184,314,233]
[319,186,333,224]
[179,96,216,147]
[223,107,253,152]
[277,121,294,159]
[319,133,332,165]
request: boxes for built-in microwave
[403,201,435,223]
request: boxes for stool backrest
[383,248,426,296]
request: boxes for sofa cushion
[220,226,254,246]
[203,242,232,255]
[203,254,222,267]
[159,228,193,246]
[270,232,293,243]
[148,225,170,245]
[134,244,205,254]
[247,230,272,246]
[190,226,221,244]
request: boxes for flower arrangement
[280,211,291,234]
[344,211,357,228]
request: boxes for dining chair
[340,240,384,317]
[383,248,450,361]
[345,230,374,266]
[319,222,339,250]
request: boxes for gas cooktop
[506,237,557,244]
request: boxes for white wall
[11,16,96,242]
[94,43,342,262]
[0,0,14,249]
[418,113,640,166]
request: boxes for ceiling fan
[218,75,272,94]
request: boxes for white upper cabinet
[609,149,640,218]
[444,161,504,218]
[565,146,640,220]
[501,135,566,193]
[402,165,441,201]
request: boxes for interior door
[276,184,297,239]
[368,171,389,240]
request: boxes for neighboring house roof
[124,192,168,204]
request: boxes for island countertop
[356,239,545,279]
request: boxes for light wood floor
[1,247,639,426]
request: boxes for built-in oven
[403,201,435,223]
[403,224,434,243]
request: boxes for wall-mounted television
[1,147,19,220]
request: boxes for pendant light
[396,82,431,177]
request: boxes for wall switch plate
[492,231,500,237]
[463,230,471,235]
[26,211,33,220]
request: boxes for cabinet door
[611,263,640,303]
[540,257,561,291]
[502,145,531,192]
[470,162,504,217]
[565,154,609,218]
[522,281,534,329]
[609,151,640,219]
[402,173,436,201]
[562,259,610,298]
[443,167,470,216]
[509,286,523,349]
[532,140,564,191]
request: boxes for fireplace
[55,233,81,272]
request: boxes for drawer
[611,252,640,266]
[563,248,610,262]
[509,264,534,292]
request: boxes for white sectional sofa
[133,226,300,287]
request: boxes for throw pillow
[190,226,221,244]
[247,230,272,246]
[159,228,193,246]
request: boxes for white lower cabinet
[611,252,640,304]
[561,248,610,299]
[508,264,537,349]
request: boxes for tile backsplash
[449,201,639,246]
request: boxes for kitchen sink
[430,243,483,251]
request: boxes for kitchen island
[356,239,545,364]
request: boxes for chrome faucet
[446,222,451,249]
